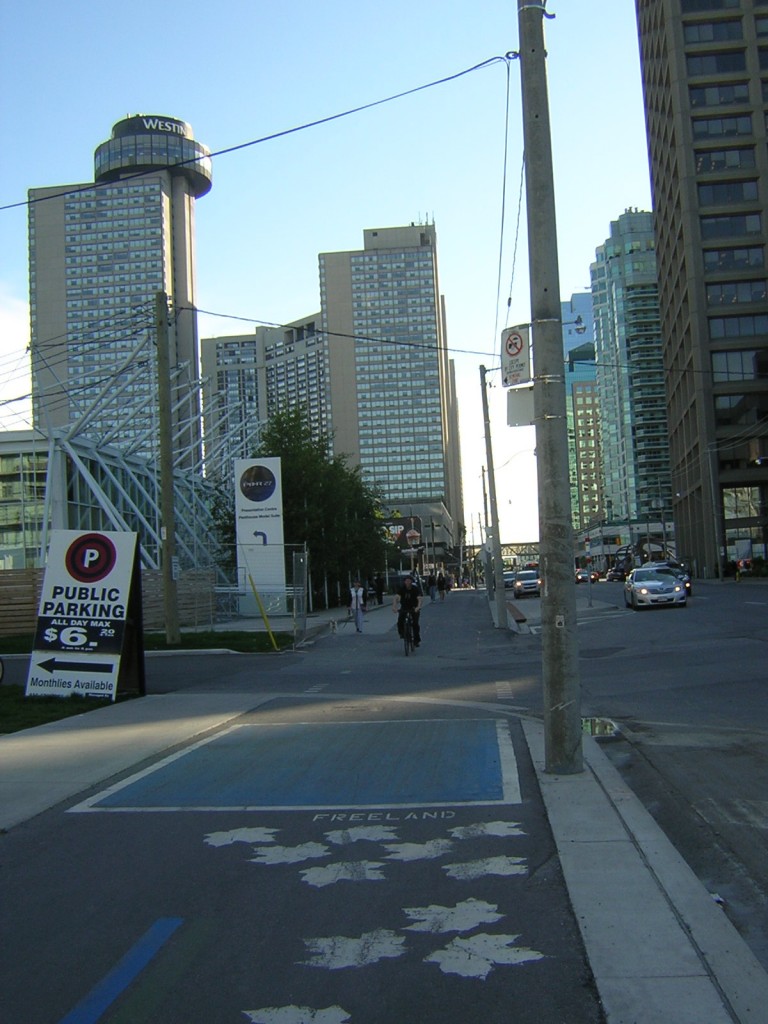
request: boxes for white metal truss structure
[23,323,227,575]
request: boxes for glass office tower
[591,210,672,532]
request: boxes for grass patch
[0,630,293,734]
[0,684,121,735]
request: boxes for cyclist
[393,574,423,647]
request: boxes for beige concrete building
[636,0,768,574]
[202,224,464,560]
[28,115,212,471]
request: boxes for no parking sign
[501,325,532,387]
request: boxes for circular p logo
[65,533,117,583]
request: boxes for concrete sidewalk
[2,592,768,1022]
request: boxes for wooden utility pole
[480,366,508,629]
[517,0,582,772]
[155,291,181,645]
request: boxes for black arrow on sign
[38,658,113,674]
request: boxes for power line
[0,56,513,215]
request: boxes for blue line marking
[58,917,182,1024]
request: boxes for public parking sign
[501,324,532,387]
[25,530,143,701]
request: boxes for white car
[513,569,541,598]
[624,567,687,610]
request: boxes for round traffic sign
[505,332,525,357]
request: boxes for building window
[692,114,752,137]
[698,180,759,204]
[704,245,765,271]
[684,20,743,44]
[682,0,739,10]
[687,52,747,76]
[709,313,768,338]
[712,349,768,381]
[700,212,761,238]
[695,147,755,172]
[706,279,767,304]
[689,81,750,107]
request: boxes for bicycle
[402,611,416,656]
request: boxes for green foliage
[0,685,118,734]
[254,407,387,600]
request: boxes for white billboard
[234,458,286,607]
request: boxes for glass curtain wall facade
[636,0,768,575]
[591,210,673,531]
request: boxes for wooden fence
[0,568,217,638]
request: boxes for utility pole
[517,0,582,773]
[480,366,508,629]
[155,291,181,645]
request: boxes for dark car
[605,567,626,582]
[575,569,599,583]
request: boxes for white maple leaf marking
[403,899,504,934]
[449,821,526,840]
[242,1007,350,1023]
[301,929,406,969]
[383,839,454,861]
[250,842,330,865]
[204,827,279,847]
[324,825,399,845]
[300,861,387,888]
[425,933,546,979]
[442,855,527,880]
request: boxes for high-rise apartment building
[319,225,463,539]
[29,115,212,469]
[201,314,324,477]
[202,224,463,556]
[636,0,768,574]
[591,210,672,528]
[562,293,602,530]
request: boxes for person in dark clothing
[392,575,423,646]
[375,575,385,605]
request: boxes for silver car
[624,567,687,610]
[513,569,541,598]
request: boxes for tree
[254,408,387,605]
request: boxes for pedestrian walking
[375,574,385,605]
[427,573,437,602]
[347,579,367,632]
[437,572,446,601]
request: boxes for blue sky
[0,1,651,542]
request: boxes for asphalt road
[571,578,768,971]
[3,579,767,1020]
[1,592,606,1024]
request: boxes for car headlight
[639,587,649,594]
